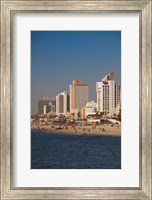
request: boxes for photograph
[31,31,121,169]
[1,0,151,199]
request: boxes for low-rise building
[80,101,97,119]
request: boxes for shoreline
[31,124,121,137]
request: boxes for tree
[94,112,104,119]
[77,112,81,119]
[71,113,75,119]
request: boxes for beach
[31,123,121,137]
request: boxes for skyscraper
[56,91,68,115]
[37,97,56,115]
[96,72,120,114]
[70,80,88,113]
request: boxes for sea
[31,129,121,169]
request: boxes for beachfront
[31,123,121,137]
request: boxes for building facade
[96,72,120,114]
[80,101,97,119]
[70,80,88,113]
[37,97,56,115]
[56,91,68,115]
[85,101,97,109]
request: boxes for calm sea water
[31,130,121,169]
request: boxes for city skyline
[31,31,121,114]
[36,72,120,117]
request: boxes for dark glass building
[37,97,56,115]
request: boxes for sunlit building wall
[96,72,121,114]
[70,80,88,113]
[56,91,68,115]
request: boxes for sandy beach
[31,123,121,137]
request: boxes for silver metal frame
[0,0,151,199]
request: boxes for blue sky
[31,31,121,114]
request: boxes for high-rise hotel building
[96,72,120,114]
[70,80,88,113]
[56,91,68,115]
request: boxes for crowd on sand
[32,122,121,137]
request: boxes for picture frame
[0,0,151,199]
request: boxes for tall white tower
[96,72,120,114]
[56,91,68,115]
